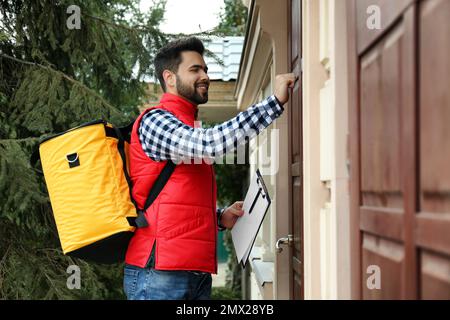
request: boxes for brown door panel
[350,0,450,299]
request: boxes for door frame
[287,0,304,300]
[346,0,362,300]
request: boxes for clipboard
[231,169,271,268]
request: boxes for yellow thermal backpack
[37,120,175,264]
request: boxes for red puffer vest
[125,93,218,274]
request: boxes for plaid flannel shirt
[138,95,283,162]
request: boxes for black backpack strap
[143,160,176,212]
[133,160,176,228]
[113,125,139,212]
[114,125,176,229]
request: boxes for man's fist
[220,201,244,230]
[274,73,297,105]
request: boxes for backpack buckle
[135,210,149,228]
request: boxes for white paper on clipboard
[231,169,271,268]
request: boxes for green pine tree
[0,0,171,299]
[217,0,248,36]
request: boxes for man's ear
[163,70,176,89]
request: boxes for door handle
[276,234,293,253]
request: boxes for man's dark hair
[154,37,205,92]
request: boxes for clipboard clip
[248,177,266,215]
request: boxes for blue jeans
[123,264,212,300]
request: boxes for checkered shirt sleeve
[138,95,284,162]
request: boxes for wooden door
[348,0,450,299]
[288,0,303,300]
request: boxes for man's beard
[176,75,209,105]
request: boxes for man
[124,37,296,300]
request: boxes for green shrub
[211,287,241,300]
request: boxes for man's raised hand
[274,73,297,105]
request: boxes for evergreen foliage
[0,0,171,299]
[217,0,248,36]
